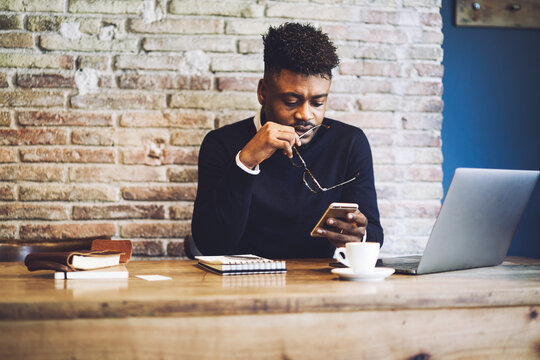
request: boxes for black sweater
[192,117,383,259]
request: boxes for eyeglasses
[290,124,359,193]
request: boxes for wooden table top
[1,257,539,320]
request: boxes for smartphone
[310,202,358,237]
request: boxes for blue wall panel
[441,0,540,257]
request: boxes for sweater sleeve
[339,129,384,246]
[191,131,257,255]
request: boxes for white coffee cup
[334,242,380,273]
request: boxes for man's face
[257,69,331,145]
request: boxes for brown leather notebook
[25,250,123,272]
[91,239,132,263]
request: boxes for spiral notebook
[195,254,286,275]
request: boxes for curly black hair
[263,22,339,79]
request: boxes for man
[192,23,383,258]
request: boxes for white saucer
[331,267,395,281]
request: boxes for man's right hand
[238,122,301,169]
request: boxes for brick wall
[0,0,443,258]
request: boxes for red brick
[77,55,109,71]
[399,132,441,147]
[402,219,436,237]
[395,148,443,165]
[238,38,263,54]
[358,95,400,111]
[120,149,163,166]
[406,166,443,181]
[0,54,74,69]
[421,12,443,27]
[0,148,17,162]
[18,111,113,127]
[0,129,67,145]
[121,147,198,166]
[169,91,259,110]
[117,74,211,90]
[115,129,169,146]
[0,33,33,48]
[326,95,357,112]
[70,166,165,182]
[170,129,209,146]
[16,74,75,88]
[120,111,214,128]
[97,75,115,88]
[374,165,405,181]
[413,64,444,77]
[378,202,400,218]
[372,148,396,164]
[339,61,363,76]
[19,184,116,201]
[332,79,391,94]
[0,111,10,126]
[363,130,395,147]
[407,46,443,61]
[0,72,8,87]
[397,81,443,96]
[402,202,441,218]
[121,221,191,238]
[360,45,397,61]
[128,18,223,34]
[20,148,116,163]
[359,10,399,24]
[20,223,116,241]
[0,224,17,239]
[167,167,198,182]
[0,15,22,30]
[169,203,194,220]
[72,205,165,220]
[0,165,65,181]
[215,110,256,128]
[0,90,65,107]
[337,112,394,129]
[71,92,166,110]
[114,54,184,70]
[122,185,197,201]
[402,113,443,130]
[403,183,443,200]
[363,61,401,77]
[347,27,408,44]
[402,98,444,113]
[162,148,199,165]
[217,76,259,91]
[0,184,16,200]
[321,25,348,40]
[415,30,444,44]
[166,240,186,257]
[0,204,68,220]
[132,240,165,256]
[71,130,115,146]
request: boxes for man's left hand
[315,209,368,247]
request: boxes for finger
[315,227,358,247]
[274,128,299,147]
[346,210,368,227]
[326,217,363,235]
[271,139,294,158]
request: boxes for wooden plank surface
[456,0,540,29]
[1,258,540,320]
[1,306,539,360]
[2,258,540,359]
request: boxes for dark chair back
[184,235,203,259]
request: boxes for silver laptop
[381,168,539,275]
